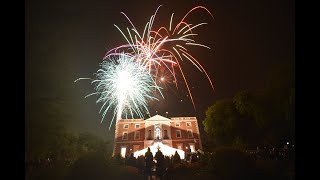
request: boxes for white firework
[76,53,163,129]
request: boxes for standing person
[155,149,164,180]
[187,149,192,164]
[145,147,153,180]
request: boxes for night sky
[26,0,295,139]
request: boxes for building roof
[145,114,171,121]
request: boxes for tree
[233,87,296,146]
[203,61,295,148]
[203,95,264,148]
[78,132,109,155]
[202,99,239,146]
[233,91,265,145]
[233,90,255,115]
[258,87,295,145]
[260,62,295,144]
[26,100,69,161]
[47,131,79,162]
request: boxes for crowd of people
[122,147,199,180]
[121,144,295,179]
[247,144,295,160]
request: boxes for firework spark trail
[105,5,214,109]
[75,5,215,129]
[75,54,162,129]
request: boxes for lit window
[186,122,191,127]
[189,144,195,152]
[135,124,140,128]
[121,147,126,158]
[124,124,129,129]
[135,131,140,140]
[175,122,180,127]
[177,144,182,150]
[147,130,152,139]
[176,130,181,138]
[163,130,168,139]
[122,132,128,140]
[187,130,193,138]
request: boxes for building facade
[113,115,202,158]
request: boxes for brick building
[113,115,202,158]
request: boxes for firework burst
[75,53,162,129]
[75,5,214,129]
[104,5,214,109]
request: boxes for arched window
[155,127,161,140]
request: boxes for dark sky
[26,0,295,139]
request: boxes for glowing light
[121,147,126,158]
[75,54,162,129]
[75,5,215,129]
[133,142,185,159]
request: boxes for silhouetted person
[173,151,181,165]
[128,153,136,166]
[145,147,153,180]
[186,149,192,164]
[136,155,144,174]
[155,149,165,179]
